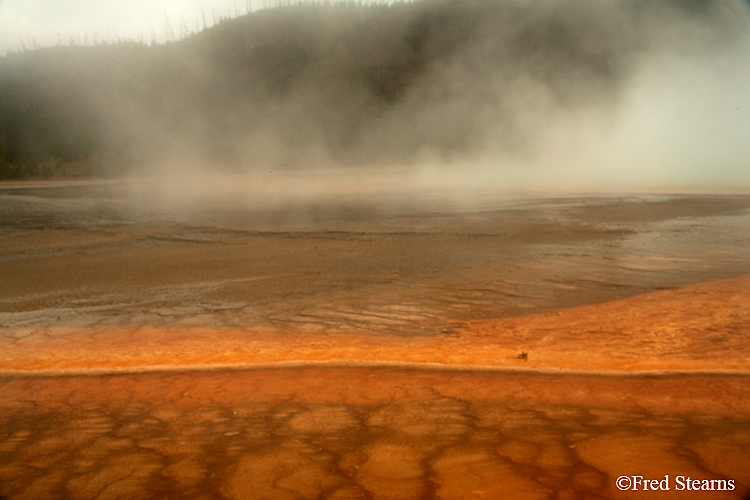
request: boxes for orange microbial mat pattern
[2,275,748,375]
[1,276,749,499]
[2,190,750,499]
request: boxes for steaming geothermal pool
[1,179,749,499]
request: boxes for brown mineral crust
[2,367,749,416]
[1,275,748,375]
[1,368,749,499]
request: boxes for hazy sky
[0,0,263,53]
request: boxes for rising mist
[0,0,748,200]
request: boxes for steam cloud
[2,0,749,200]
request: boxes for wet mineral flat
[1,183,749,499]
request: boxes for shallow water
[1,181,749,335]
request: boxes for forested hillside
[0,0,744,179]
